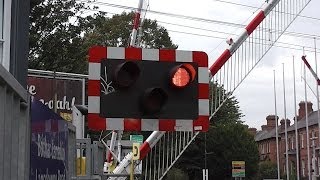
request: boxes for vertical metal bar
[179,132,182,153]
[10,96,19,180]
[293,56,300,180]
[144,154,148,180]
[3,91,13,180]
[282,63,290,179]
[0,85,5,180]
[304,63,312,180]
[313,37,320,176]
[226,61,229,92]
[149,150,152,180]
[244,40,247,75]
[162,135,165,175]
[170,132,173,164]
[273,70,281,179]
[157,140,161,180]
[153,145,156,180]
[166,133,169,171]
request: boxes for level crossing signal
[100,58,199,119]
[88,46,209,132]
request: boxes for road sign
[132,143,140,160]
[88,46,209,132]
[232,161,245,178]
[130,135,143,144]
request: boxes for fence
[0,64,30,180]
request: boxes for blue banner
[30,100,68,180]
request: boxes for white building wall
[0,0,11,71]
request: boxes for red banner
[27,76,84,121]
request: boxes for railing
[142,0,312,179]
[0,64,30,180]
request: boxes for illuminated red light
[170,64,196,88]
[172,67,191,87]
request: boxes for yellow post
[131,143,140,180]
[130,159,134,180]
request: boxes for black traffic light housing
[100,59,198,119]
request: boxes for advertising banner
[27,76,84,121]
[30,100,69,180]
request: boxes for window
[268,142,270,153]
[301,134,304,149]
[302,160,305,177]
[0,0,3,38]
[291,136,294,150]
[0,0,11,70]
[312,131,315,147]
[262,143,265,154]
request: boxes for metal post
[82,78,85,138]
[274,70,281,179]
[283,63,290,179]
[293,56,301,180]
[304,62,312,180]
[314,37,320,176]
[130,0,144,47]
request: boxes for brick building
[254,101,319,179]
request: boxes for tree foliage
[83,12,178,49]
[29,1,177,73]
[256,161,278,179]
[169,83,259,180]
[29,0,90,73]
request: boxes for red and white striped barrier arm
[139,131,165,160]
[130,0,144,47]
[209,0,280,76]
[302,55,320,85]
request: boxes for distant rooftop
[255,110,319,142]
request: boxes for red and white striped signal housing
[88,46,209,132]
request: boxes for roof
[286,111,319,132]
[255,110,320,142]
[255,127,278,141]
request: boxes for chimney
[280,119,291,131]
[261,125,268,131]
[266,115,277,131]
[298,101,313,120]
[248,128,257,136]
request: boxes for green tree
[29,0,91,73]
[29,2,178,74]
[172,83,259,180]
[82,12,178,50]
[256,161,278,179]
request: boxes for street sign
[132,143,140,160]
[130,135,143,144]
[232,161,245,178]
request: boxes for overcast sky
[90,0,320,130]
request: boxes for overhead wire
[213,0,320,22]
[80,8,320,54]
[79,0,320,40]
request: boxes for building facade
[0,0,30,180]
[255,101,319,179]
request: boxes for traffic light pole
[107,0,145,175]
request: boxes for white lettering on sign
[27,84,76,111]
[36,169,66,180]
[36,134,66,161]
[28,85,37,95]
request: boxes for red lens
[171,67,191,87]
